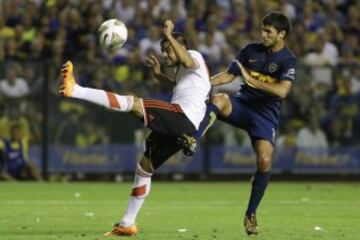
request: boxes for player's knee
[257,155,272,171]
[139,156,155,174]
[132,97,141,109]
[212,93,231,115]
[131,97,144,117]
[132,96,141,105]
[212,93,227,107]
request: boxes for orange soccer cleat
[104,223,138,237]
[60,60,76,97]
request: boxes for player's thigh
[144,132,181,170]
[143,99,195,136]
[217,96,249,128]
[248,114,277,146]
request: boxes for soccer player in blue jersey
[0,124,42,181]
[190,12,297,235]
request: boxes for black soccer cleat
[244,214,259,235]
[177,134,197,156]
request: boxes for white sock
[72,84,133,112]
[120,164,152,227]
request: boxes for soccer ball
[98,19,128,50]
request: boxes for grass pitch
[0,181,359,239]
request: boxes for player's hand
[234,60,249,80]
[163,20,174,37]
[145,54,161,75]
[235,60,256,86]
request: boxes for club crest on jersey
[269,63,278,73]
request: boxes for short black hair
[262,12,291,37]
[161,32,189,49]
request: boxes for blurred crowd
[0,0,359,150]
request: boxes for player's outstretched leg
[60,61,135,113]
[179,102,219,156]
[194,102,219,140]
[104,160,153,237]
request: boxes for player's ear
[279,30,286,39]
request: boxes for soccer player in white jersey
[60,20,210,236]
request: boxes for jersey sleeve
[279,57,297,82]
[227,44,250,76]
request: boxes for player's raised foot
[104,223,138,237]
[60,60,76,97]
[177,133,197,156]
[244,214,259,235]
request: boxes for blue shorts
[6,159,27,179]
[218,95,277,145]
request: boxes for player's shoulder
[239,42,268,59]
[187,49,206,66]
[187,49,202,58]
[283,47,297,59]
[242,42,266,51]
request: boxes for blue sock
[246,171,270,216]
[194,103,219,140]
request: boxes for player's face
[161,42,178,67]
[11,127,21,141]
[261,25,284,47]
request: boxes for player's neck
[270,41,285,52]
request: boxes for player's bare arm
[210,71,237,86]
[145,54,174,87]
[236,60,292,99]
[163,20,197,69]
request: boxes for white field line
[1,200,360,205]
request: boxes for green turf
[0,182,359,239]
